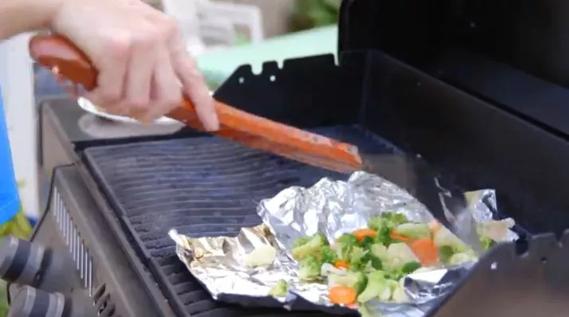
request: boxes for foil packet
[169,171,517,316]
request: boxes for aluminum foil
[170,171,517,316]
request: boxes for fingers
[143,48,182,123]
[85,33,130,115]
[171,39,219,131]
[55,1,218,129]
[123,30,158,120]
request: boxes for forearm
[0,0,62,39]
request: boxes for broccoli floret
[335,233,357,260]
[362,253,383,271]
[328,271,367,293]
[368,212,408,231]
[298,255,323,281]
[394,223,431,240]
[269,280,289,297]
[349,246,368,270]
[292,234,328,261]
[438,245,454,263]
[292,236,311,248]
[480,236,495,250]
[321,245,338,264]
[359,236,375,248]
[368,212,408,245]
[390,279,409,303]
[388,261,421,280]
[357,271,390,303]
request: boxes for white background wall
[0,33,40,220]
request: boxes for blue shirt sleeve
[0,89,21,224]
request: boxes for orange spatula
[29,34,363,174]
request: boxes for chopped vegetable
[353,228,378,242]
[409,238,438,266]
[362,253,383,271]
[334,259,350,269]
[349,246,368,270]
[291,210,479,306]
[298,255,323,281]
[358,304,374,317]
[438,245,454,263]
[389,230,412,243]
[369,212,408,245]
[401,261,421,275]
[370,243,388,259]
[433,227,469,253]
[394,223,431,240]
[321,262,345,277]
[477,218,515,242]
[357,271,389,303]
[245,244,276,267]
[448,251,477,266]
[292,233,328,261]
[480,236,495,250]
[391,278,409,303]
[429,220,442,233]
[368,212,408,231]
[269,280,289,297]
[321,245,338,264]
[386,261,421,280]
[385,243,419,270]
[329,286,357,305]
[335,233,357,260]
[328,271,367,293]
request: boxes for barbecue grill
[3,0,569,316]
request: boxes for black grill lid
[339,0,569,138]
[83,126,397,316]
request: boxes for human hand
[48,0,219,129]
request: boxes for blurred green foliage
[290,0,341,31]
[0,211,32,240]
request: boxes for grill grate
[83,126,397,316]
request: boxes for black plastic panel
[432,232,569,317]
[360,50,569,235]
[83,126,396,317]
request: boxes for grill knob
[8,286,66,317]
[0,236,45,285]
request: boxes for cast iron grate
[83,126,397,316]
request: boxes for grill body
[21,1,569,315]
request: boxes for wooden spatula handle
[29,34,363,173]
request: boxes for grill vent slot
[51,187,94,296]
[93,283,117,317]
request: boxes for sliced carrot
[329,286,357,305]
[353,228,377,242]
[389,230,412,243]
[410,238,438,266]
[334,259,350,269]
[429,220,442,234]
